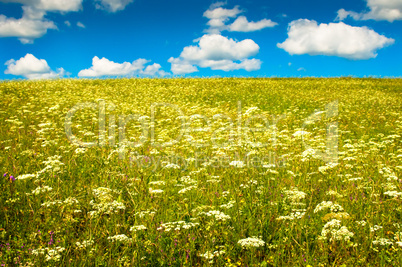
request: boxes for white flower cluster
[31,185,53,195]
[107,234,132,244]
[319,219,354,242]
[92,187,120,202]
[178,185,197,194]
[135,210,156,218]
[88,200,126,218]
[39,155,65,174]
[220,200,236,209]
[41,197,79,208]
[179,176,197,185]
[237,237,265,249]
[240,180,258,189]
[32,246,65,262]
[283,188,307,203]
[372,238,393,246]
[130,225,147,232]
[199,248,225,263]
[157,221,199,232]
[149,181,166,186]
[200,210,231,221]
[326,190,343,198]
[76,239,94,249]
[163,163,181,169]
[314,201,345,213]
[355,220,367,227]
[16,173,37,180]
[277,210,306,221]
[149,188,164,194]
[293,130,311,138]
[74,147,86,154]
[370,225,383,232]
[318,163,339,173]
[301,148,320,162]
[384,191,402,198]
[229,161,245,168]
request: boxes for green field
[0,78,401,266]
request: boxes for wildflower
[372,238,393,246]
[107,234,132,244]
[238,237,265,249]
[130,225,147,232]
[229,161,245,168]
[319,219,354,242]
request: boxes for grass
[0,78,401,266]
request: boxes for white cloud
[4,53,66,79]
[64,20,71,27]
[0,0,83,43]
[337,0,402,22]
[203,3,277,33]
[95,0,133,13]
[168,34,261,74]
[77,21,85,28]
[168,57,198,75]
[277,19,394,60]
[0,0,83,12]
[78,56,167,77]
[0,12,56,43]
[228,16,277,32]
[142,63,168,76]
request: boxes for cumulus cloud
[168,57,199,75]
[4,53,66,79]
[0,11,56,43]
[337,0,402,22]
[95,0,133,13]
[76,21,85,28]
[142,63,168,76]
[0,0,83,12]
[168,34,261,74]
[277,19,394,60]
[203,3,277,33]
[0,0,83,43]
[228,16,277,32]
[78,56,167,77]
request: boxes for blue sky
[0,0,401,79]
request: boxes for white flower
[229,161,245,168]
[372,238,393,246]
[31,186,53,195]
[314,201,344,213]
[370,225,383,232]
[149,188,164,194]
[384,191,402,198]
[293,130,311,138]
[149,181,166,186]
[319,219,354,242]
[283,188,306,203]
[130,225,147,232]
[107,234,132,243]
[238,237,265,249]
[178,185,197,194]
[16,174,37,180]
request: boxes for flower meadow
[0,78,401,266]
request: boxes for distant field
[0,78,401,266]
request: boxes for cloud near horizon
[78,56,168,77]
[4,53,66,79]
[168,34,262,75]
[277,19,395,60]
